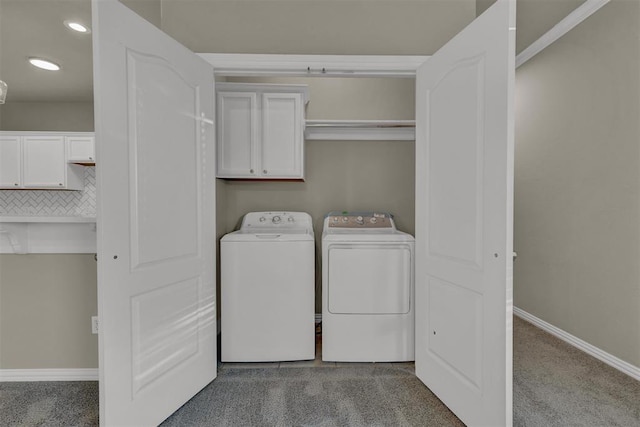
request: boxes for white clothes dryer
[221,211,315,362]
[322,212,415,362]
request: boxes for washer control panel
[326,212,393,229]
[241,211,312,230]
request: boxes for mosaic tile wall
[0,167,96,217]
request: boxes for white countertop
[0,216,96,223]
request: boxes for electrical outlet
[91,316,99,334]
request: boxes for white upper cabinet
[216,83,308,179]
[261,92,304,178]
[0,132,88,190]
[0,136,21,188]
[217,91,258,177]
[23,136,68,188]
[66,136,96,163]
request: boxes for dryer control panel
[326,212,394,229]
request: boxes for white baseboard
[0,368,98,382]
[514,307,640,381]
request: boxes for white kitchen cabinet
[0,132,87,190]
[23,136,68,188]
[216,83,308,179]
[66,136,96,163]
[0,136,21,188]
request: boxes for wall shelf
[304,120,415,141]
[0,216,96,254]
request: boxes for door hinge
[91,316,99,334]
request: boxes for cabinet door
[217,91,258,177]
[261,92,304,178]
[23,136,66,188]
[0,136,21,188]
[66,136,96,162]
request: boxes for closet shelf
[304,120,415,141]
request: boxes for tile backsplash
[0,167,96,217]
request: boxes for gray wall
[0,255,97,368]
[161,0,476,55]
[514,0,640,367]
[0,102,94,131]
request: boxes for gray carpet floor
[0,381,98,426]
[161,365,462,427]
[513,317,640,426]
[0,316,638,426]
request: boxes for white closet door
[414,1,515,426]
[92,1,216,426]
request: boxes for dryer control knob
[356,216,364,225]
[272,216,282,224]
[370,217,377,224]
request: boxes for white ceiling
[0,0,586,103]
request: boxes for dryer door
[327,243,412,315]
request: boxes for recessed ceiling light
[64,20,91,34]
[28,58,61,71]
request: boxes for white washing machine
[221,211,315,362]
[322,211,415,362]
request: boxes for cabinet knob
[14,183,18,186]
[263,169,268,174]
[89,157,93,160]
[58,183,63,186]
[249,169,254,174]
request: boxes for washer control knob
[342,217,349,223]
[370,217,377,224]
[272,216,282,224]
[259,217,266,222]
[356,216,364,225]
[288,216,295,222]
